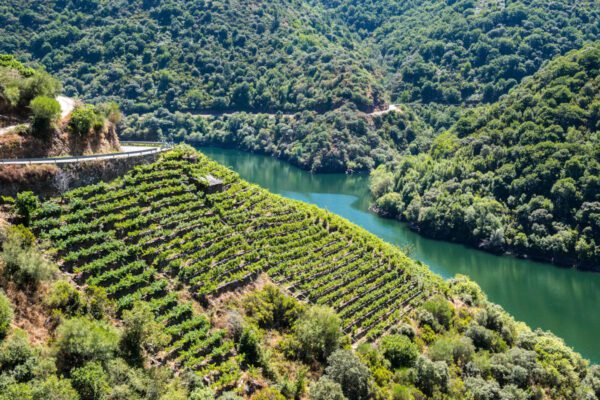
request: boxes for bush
[29,96,61,135]
[415,356,449,396]
[0,329,36,379]
[32,376,80,400]
[15,192,39,226]
[69,105,104,136]
[54,317,119,371]
[308,377,346,400]
[422,296,454,331]
[46,280,83,317]
[379,335,418,369]
[325,350,371,400]
[0,291,13,337]
[120,302,169,366]
[237,327,262,366]
[71,361,110,400]
[244,284,302,330]
[293,305,342,362]
[0,225,55,288]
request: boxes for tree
[70,361,110,400]
[415,356,449,396]
[69,105,104,136]
[325,350,371,400]
[120,302,169,366]
[29,96,60,135]
[0,291,13,338]
[54,317,119,371]
[308,377,347,400]
[379,335,418,369]
[15,191,39,226]
[32,376,80,400]
[293,305,342,362]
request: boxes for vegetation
[0,146,585,398]
[29,96,60,135]
[371,44,600,269]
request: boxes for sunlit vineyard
[30,146,440,388]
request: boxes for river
[198,146,600,363]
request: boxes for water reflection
[199,146,600,363]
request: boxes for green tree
[69,105,104,136]
[15,192,39,226]
[54,317,119,371]
[379,334,418,369]
[29,96,61,135]
[0,291,13,337]
[293,305,342,362]
[308,377,346,400]
[120,302,169,366]
[70,361,110,400]
[325,350,371,400]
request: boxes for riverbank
[197,145,600,363]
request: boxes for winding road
[0,95,76,136]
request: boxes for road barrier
[0,144,173,166]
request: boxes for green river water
[198,146,600,363]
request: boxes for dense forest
[2,0,600,171]
[370,45,600,269]
[0,146,597,399]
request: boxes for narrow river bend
[198,146,600,363]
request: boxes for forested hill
[0,0,384,116]
[322,0,600,108]
[370,44,600,270]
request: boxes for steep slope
[370,44,600,269]
[0,0,383,115]
[21,146,596,398]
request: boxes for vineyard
[30,146,440,389]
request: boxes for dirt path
[0,96,76,136]
[193,104,401,119]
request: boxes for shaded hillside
[8,145,594,398]
[370,45,600,269]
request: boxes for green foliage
[70,361,110,400]
[68,105,105,136]
[422,296,454,331]
[237,327,262,366]
[371,44,600,269]
[54,317,119,371]
[15,192,39,227]
[46,280,83,317]
[29,96,60,134]
[0,224,55,288]
[30,376,79,400]
[244,284,302,331]
[308,376,346,400]
[379,335,418,369]
[0,291,13,338]
[293,305,342,362]
[120,301,169,366]
[325,350,371,400]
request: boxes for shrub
[0,225,55,288]
[46,280,83,317]
[69,105,104,136]
[29,96,61,135]
[15,192,39,226]
[415,356,449,396]
[379,335,418,369]
[237,327,261,366]
[71,361,110,400]
[244,284,302,330]
[293,305,342,362]
[428,336,474,366]
[325,350,371,400]
[422,296,454,331]
[120,302,169,366]
[0,329,36,379]
[308,377,346,400]
[0,291,13,337]
[32,376,80,400]
[54,317,119,371]
[250,388,286,400]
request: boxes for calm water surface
[198,146,600,363]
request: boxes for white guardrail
[0,143,173,166]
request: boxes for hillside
[0,146,595,399]
[370,44,600,270]
[322,0,600,128]
[0,55,121,159]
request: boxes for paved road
[0,145,170,166]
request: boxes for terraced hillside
[30,145,439,388]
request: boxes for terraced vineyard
[31,146,440,388]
